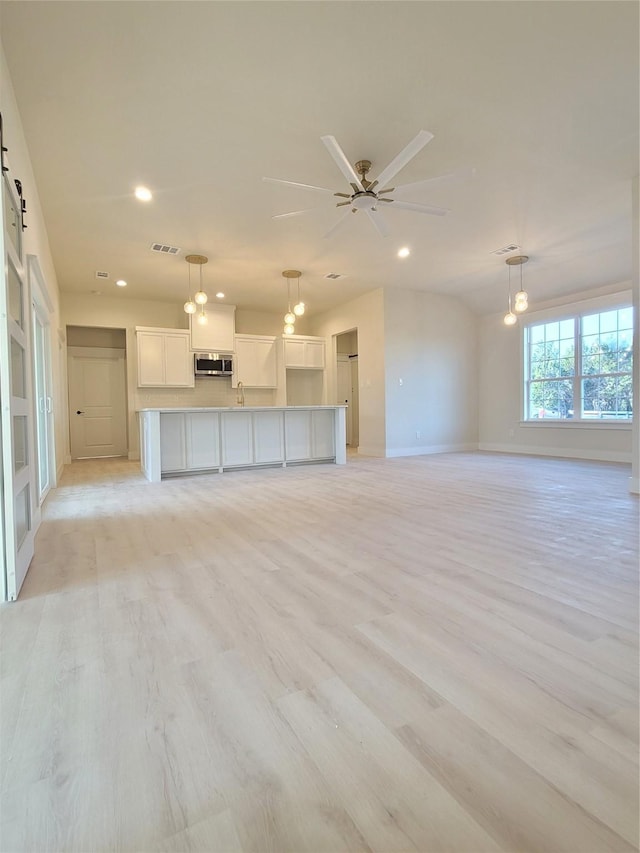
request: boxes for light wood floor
[1,452,638,853]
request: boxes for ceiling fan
[264,130,465,238]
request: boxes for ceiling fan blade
[388,200,448,216]
[323,210,353,239]
[372,130,434,191]
[263,177,333,194]
[272,208,317,220]
[366,209,390,237]
[321,136,364,189]
[392,166,476,195]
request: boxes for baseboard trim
[629,476,640,495]
[478,442,632,464]
[356,445,386,458]
[386,442,478,458]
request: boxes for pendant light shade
[184,254,209,317]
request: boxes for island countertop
[137,405,347,413]
[138,406,347,481]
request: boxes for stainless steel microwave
[194,353,233,377]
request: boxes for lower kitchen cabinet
[187,412,220,469]
[159,412,187,471]
[160,411,220,471]
[253,410,284,463]
[220,411,253,466]
[284,409,335,461]
[139,406,345,481]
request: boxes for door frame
[29,255,56,508]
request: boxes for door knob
[76,410,85,414]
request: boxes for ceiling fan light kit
[503,255,529,326]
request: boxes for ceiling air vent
[95,270,109,279]
[490,244,520,257]
[150,242,181,255]
[324,272,344,280]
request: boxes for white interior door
[68,350,127,459]
[0,173,36,600]
[337,355,352,445]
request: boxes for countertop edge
[137,405,347,413]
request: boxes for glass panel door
[0,171,35,601]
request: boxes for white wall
[310,288,386,456]
[383,289,478,456]
[478,286,634,463]
[1,46,63,479]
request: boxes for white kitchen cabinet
[186,412,220,469]
[283,335,325,369]
[136,327,194,387]
[139,406,345,481]
[253,410,284,463]
[190,304,235,352]
[220,410,253,466]
[284,409,335,460]
[234,335,277,388]
[160,411,220,472]
[160,412,187,471]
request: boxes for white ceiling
[1,1,638,318]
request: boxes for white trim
[356,444,386,458]
[629,476,640,495]
[386,442,478,458]
[523,289,632,325]
[478,442,632,464]
[520,420,632,431]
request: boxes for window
[524,305,633,421]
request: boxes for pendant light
[503,255,529,325]
[293,272,305,316]
[183,258,196,315]
[184,254,209,320]
[282,269,301,334]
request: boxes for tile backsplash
[136,377,276,409]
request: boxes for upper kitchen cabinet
[283,335,326,369]
[190,304,235,352]
[233,335,277,388]
[136,327,194,388]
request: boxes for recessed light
[397,247,410,258]
[134,186,152,202]
[115,279,127,287]
[216,292,225,299]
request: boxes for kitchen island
[138,406,347,482]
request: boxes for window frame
[521,292,634,427]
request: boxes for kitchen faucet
[236,381,245,407]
